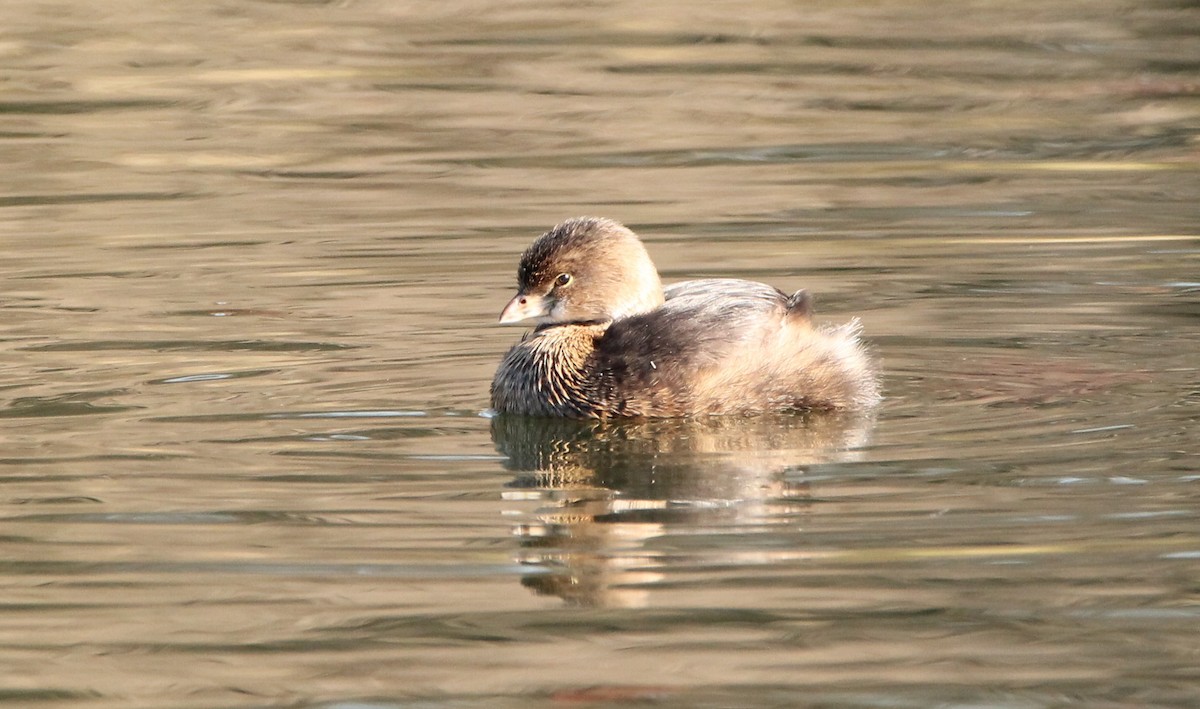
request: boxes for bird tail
[785,289,813,324]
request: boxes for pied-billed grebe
[490,217,880,418]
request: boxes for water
[2,1,1198,707]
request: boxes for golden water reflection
[493,413,873,607]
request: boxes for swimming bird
[491,217,879,418]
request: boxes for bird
[490,217,880,418]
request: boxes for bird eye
[554,273,572,287]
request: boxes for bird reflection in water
[491,413,874,607]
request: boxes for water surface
[1,1,1198,707]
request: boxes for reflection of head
[493,413,874,607]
